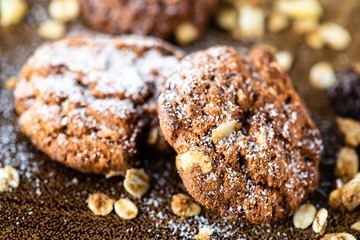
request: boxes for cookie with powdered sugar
[158,46,323,223]
[14,34,183,175]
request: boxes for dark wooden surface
[1,0,360,239]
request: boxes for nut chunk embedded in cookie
[158,46,323,223]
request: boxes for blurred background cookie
[78,0,219,44]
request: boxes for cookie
[14,34,183,175]
[78,0,219,40]
[158,46,323,223]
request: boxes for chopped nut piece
[335,147,359,178]
[175,22,199,45]
[293,18,319,35]
[0,168,10,192]
[171,194,201,218]
[87,192,114,216]
[276,0,323,20]
[123,168,150,198]
[305,31,324,50]
[0,0,28,26]
[321,233,356,240]
[312,208,328,235]
[216,8,238,31]
[114,198,138,220]
[276,50,293,71]
[146,129,159,145]
[105,170,123,179]
[351,221,360,231]
[0,165,20,192]
[195,227,214,240]
[337,117,360,147]
[212,119,237,142]
[97,128,120,141]
[176,151,212,174]
[319,22,352,51]
[5,77,16,90]
[293,203,316,229]
[341,177,360,211]
[336,178,344,189]
[49,0,80,22]
[37,20,66,40]
[268,12,289,33]
[238,4,265,40]
[309,62,336,90]
[4,165,20,188]
[329,189,344,211]
[350,221,360,232]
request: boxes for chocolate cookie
[78,0,219,40]
[158,46,323,223]
[14,34,183,175]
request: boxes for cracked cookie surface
[15,34,183,175]
[158,46,323,223]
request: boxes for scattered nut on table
[351,221,360,231]
[312,208,328,235]
[328,188,344,211]
[238,4,265,40]
[0,0,28,27]
[318,22,352,51]
[114,198,138,220]
[49,0,80,22]
[320,232,356,240]
[194,227,214,240]
[276,50,293,71]
[268,12,289,33]
[37,20,66,40]
[124,168,150,198]
[341,176,360,211]
[87,192,114,216]
[309,62,336,90]
[293,18,319,35]
[293,203,316,229]
[335,147,359,178]
[275,0,323,20]
[0,165,20,192]
[171,194,201,218]
[5,77,17,90]
[336,117,360,147]
[175,22,199,45]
